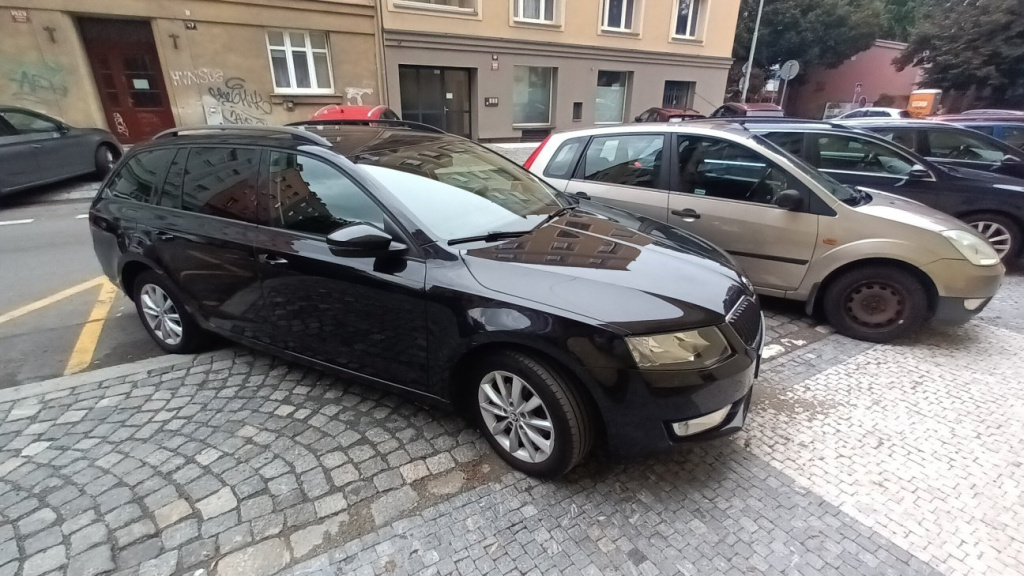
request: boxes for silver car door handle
[258,254,289,266]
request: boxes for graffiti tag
[112,112,130,139]
[344,87,374,106]
[170,68,224,87]
[5,63,67,106]
[208,77,272,126]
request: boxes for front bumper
[921,258,1004,326]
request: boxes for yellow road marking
[0,276,106,326]
[64,280,119,376]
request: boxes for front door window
[926,130,1006,163]
[813,135,915,176]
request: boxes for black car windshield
[752,134,863,205]
[351,140,561,241]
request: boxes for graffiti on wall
[208,77,272,125]
[344,87,374,106]
[112,113,130,139]
[170,68,224,87]
[4,62,68,107]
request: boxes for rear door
[0,116,40,192]
[140,145,263,335]
[667,134,818,291]
[567,133,670,221]
[0,109,90,182]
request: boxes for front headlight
[942,229,1000,266]
[625,327,731,370]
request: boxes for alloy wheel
[844,282,905,329]
[969,220,1012,258]
[477,370,554,463]
[140,284,183,346]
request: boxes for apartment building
[0,0,382,143]
[379,0,740,140]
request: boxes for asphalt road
[0,189,165,388]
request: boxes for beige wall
[0,0,381,132]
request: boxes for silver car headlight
[942,230,1000,266]
[625,327,731,370]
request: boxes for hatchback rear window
[543,138,585,179]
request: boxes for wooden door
[79,18,175,144]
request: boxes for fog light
[671,405,731,437]
[964,298,987,311]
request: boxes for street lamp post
[740,0,765,102]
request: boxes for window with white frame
[514,0,556,23]
[266,30,333,94]
[674,0,700,37]
[393,0,478,12]
[602,0,636,31]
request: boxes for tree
[879,0,923,42]
[732,0,882,73]
[895,0,1024,107]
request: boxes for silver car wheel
[140,284,183,346]
[478,370,554,463]
[969,221,1012,258]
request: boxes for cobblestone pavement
[0,274,1021,576]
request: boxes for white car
[833,107,911,120]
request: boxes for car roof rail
[685,117,852,130]
[152,125,331,146]
[287,119,447,134]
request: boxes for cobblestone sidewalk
[0,277,1021,576]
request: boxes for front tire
[470,350,593,478]
[94,144,119,178]
[132,270,207,354]
[961,212,1020,262]
[822,265,929,343]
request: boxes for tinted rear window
[543,138,585,179]
[104,149,174,204]
[182,147,261,223]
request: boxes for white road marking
[0,219,34,226]
[76,214,89,219]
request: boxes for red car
[634,107,705,122]
[311,105,400,121]
[709,102,785,118]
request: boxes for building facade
[0,0,382,143]
[379,0,740,140]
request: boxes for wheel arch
[119,259,156,300]
[808,257,939,318]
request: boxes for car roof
[835,118,964,128]
[933,114,1024,124]
[549,121,754,140]
[728,102,783,111]
[652,107,701,115]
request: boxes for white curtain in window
[596,71,628,123]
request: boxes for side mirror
[908,165,931,179]
[634,116,642,122]
[774,189,804,211]
[326,223,405,256]
[58,124,70,134]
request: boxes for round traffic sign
[779,60,800,80]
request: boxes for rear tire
[822,265,929,343]
[470,350,593,478]
[94,144,119,178]
[132,270,208,354]
[961,212,1020,262]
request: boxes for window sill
[670,35,703,45]
[391,1,479,17]
[513,124,553,129]
[511,18,562,30]
[599,28,641,38]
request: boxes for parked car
[635,107,705,122]
[833,107,912,120]
[932,115,1024,149]
[90,122,764,478]
[311,105,400,121]
[748,119,1024,261]
[524,122,1004,342]
[961,109,1024,116]
[836,119,1024,180]
[709,103,784,118]
[0,105,121,197]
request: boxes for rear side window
[873,128,917,150]
[1002,126,1024,149]
[582,134,664,189]
[182,147,261,223]
[157,148,188,208]
[104,149,174,203]
[543,138,585,179]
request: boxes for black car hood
[460,209,752,334]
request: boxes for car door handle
[671,208,701,220]
[154,231,175,240]
[258,254,289,266]
[31,144,43,148]
[574,191,591,200]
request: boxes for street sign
[779,60,800,80]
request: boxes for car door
[251,149,430,391]
[566,133,670,222]
[667,134,818,292]
[0,117,41,192]
[138,145,264,335]
[0,109,91,178]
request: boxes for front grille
[728,297,762,348]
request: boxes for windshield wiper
[447,230,530,246]
[532,204,578,231]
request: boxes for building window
[514,0,556,22]
[266,30,333,94]
[663,80,694,109]
[513,66,554,126]
[392,0,478,14]
[674,0,700,38]
[596,71,629,124]
[602,0,637,31]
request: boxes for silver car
[525,122,1004,342]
